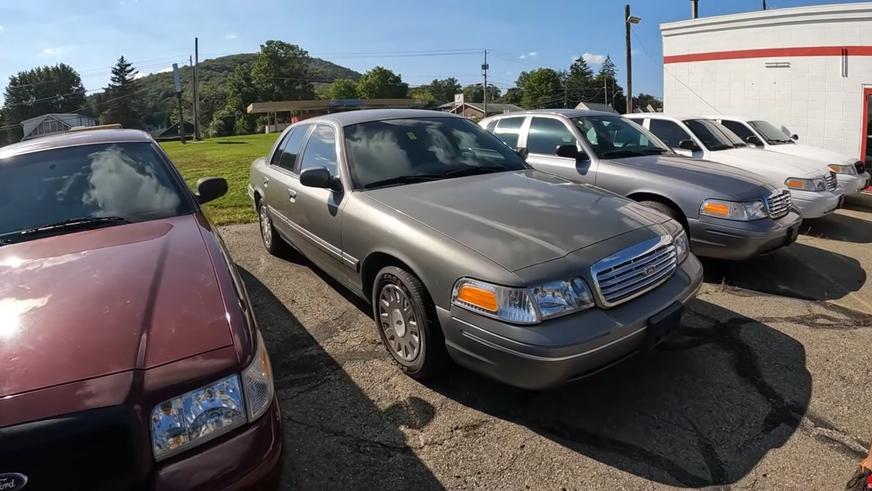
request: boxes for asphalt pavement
[220,201,872,490]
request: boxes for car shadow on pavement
[800,214,872,243]
[237,267,443,491]
[701,243,866,301]
[429,299,811,487]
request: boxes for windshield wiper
[363,174,443,189]
[441,165,507,178]
[0,216,130,243]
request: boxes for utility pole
[763,0,767,9]
[172,63,185,144]
[193,37,201,140]
[691,0,699,18]
[625,4,641,114]
[482,49,489,115]
[604,76,609,106]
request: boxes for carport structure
[247,98,428,132]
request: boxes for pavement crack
[284,414,409,453]
[800,411,870,458]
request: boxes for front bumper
[438,255,703,390]
[152,399,283,490]
[687,210,803,260]
[791,189,842,218]
[836,172,870,196]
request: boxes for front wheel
[371,266,448,380]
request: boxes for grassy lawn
[162,133,278,225]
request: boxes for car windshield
[343,117,527,189]
[749,120,795,144]
[684,119,746,151]
[570,115,670,159]
[0,142,192,241]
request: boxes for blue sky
[0,0,866,100]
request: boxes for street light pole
[625,5,641,114]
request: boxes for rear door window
[649,119,693,148]
[493,117,525,148]
[527,117,576,155]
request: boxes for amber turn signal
[456,284,499,312]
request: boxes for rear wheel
[258,201,286,256]
[372,266,447,380]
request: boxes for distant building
[153,120,195,141]
[438,102,523,119]
[21,113,96,141]
[574,102,619,114]
[247,98,429,132]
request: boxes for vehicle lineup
[249,109,702,389]
[626,114,846,219]
[710,116,871,197]
[0,129,281,489]
[480,110,803,260]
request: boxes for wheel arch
[626,191,689,228]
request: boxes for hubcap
[259,205,272,248]
[378,284,420,362]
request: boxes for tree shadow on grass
[238,268,443,490]
[428,299,811,487]
[216,141,249,145]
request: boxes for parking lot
[221,199,872,490]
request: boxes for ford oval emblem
[644,265,656,277]
[0,473,28,491]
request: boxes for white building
[661,2,872,163]
[21,113,96,141]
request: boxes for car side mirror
[746,135,763,146]
[678,139,699,151]
[195,177,228,204]
[556,144,586,160]
[791,134,799,141]
[300,167,341,191]
[513,147,529,160]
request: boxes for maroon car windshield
[0,142,192,241]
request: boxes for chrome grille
[765,190,792,219]
[825,172,837,191]
[591,236,677,308]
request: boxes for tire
[371,266,448,380]
[257,201,286,256]
[638,200,687,232]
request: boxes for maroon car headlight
[149,332,275,461]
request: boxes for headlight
[673,230,689,264]
[699,198,768,221]
[452,277,594,324]
[150,332,275,461]
[150,375,246,461]
[785,177,827,191]
[829,164,858,175]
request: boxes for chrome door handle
[263,177,270,188]
[288,188,297,202]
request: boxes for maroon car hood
[0,215,234,398]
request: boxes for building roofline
[661,2,872,35]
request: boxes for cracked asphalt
[220,198,872,490]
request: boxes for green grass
[161,133,278,225]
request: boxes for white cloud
[0,25,4,32]
[581,53,607,65]
[158,67,173,73]
[225,33,238,40]
[518,51,538,60]
[40,47,64,56]
[134,72,147,79]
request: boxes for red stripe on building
[664,46,872,64]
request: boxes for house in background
[575,102,619,114]
[438,102,523,120]
[20,113,96,140]
[152,120,195,141]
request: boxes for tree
[517,68,563,109]
[356,67,408,99]
[321,78,359,99]
[100,56,143,128]
[427,77,461,103]
[594,55,625,111]
[462,83,501,104]
[500,87,524,105]
[251,40,315,101]
[633,93,662,112]
[2,63,87,140]
[409,86,435,105]
[565,55,596,106]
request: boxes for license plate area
[645,301,683,349]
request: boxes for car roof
[485,108,618,119]
[301,109,462,127]
[0,128,154,160]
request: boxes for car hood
[0,215,234,398]
[611,154,777,198]
[767,143,857,165]
[712,148,831,181]
[366,170,668,271]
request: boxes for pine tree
[594,56,625,111]
[566,55,596,106]
[101,56,143,128]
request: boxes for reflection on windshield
[0,142,190,236]
[684,119,745,151]
[749,120,794,144]
[84,146,181,218]
[344,117,526,189]
[571,115,669,159]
